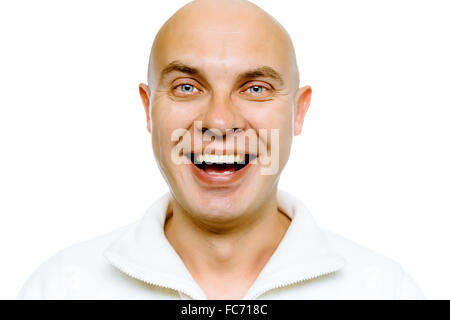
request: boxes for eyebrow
[237,66,285,86]
[159,60,285,86]
[160,61,200,82]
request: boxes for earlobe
[294,86,312,136]
[139,83,151,133]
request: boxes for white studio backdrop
[0,0,449,299]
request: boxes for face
[140,9,311,226]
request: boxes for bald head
[147,0,299,91]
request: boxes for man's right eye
[180,84,195,93]
[173,83,201,96]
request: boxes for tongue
[204,164,237,174]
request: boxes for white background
[0,0,449,299]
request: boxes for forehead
[151,20,294,83]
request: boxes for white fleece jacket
[17,190,425,299]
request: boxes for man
[18,0,424,299]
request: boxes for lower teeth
[207,171,234,175]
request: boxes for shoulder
[323,229,400,269]
[321,229,425,299]
[17,222,136,299]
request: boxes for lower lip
[188,157,257,186]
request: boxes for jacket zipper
[246,262,344,300]
[107,253,200,299]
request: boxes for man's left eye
[247,86,265,94]
[179,84,196,93]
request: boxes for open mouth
[185,153,257,176]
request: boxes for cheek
[151,98,200,156]
[241,101,293,140]
[241,102,293,167]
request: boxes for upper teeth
[196,154,244,164]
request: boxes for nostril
[203,128,226,137]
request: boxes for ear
[293,85,312,136]
[139,83,151,133]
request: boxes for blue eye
[180,84,195,93]
[249,86,264,94]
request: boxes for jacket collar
[104,190,346,300]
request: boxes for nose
[200,92,246,135]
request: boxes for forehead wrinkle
[204,29,242,34]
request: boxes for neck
[164,190,291,299]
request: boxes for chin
[172,185,256,227]
[197,187,251,215]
